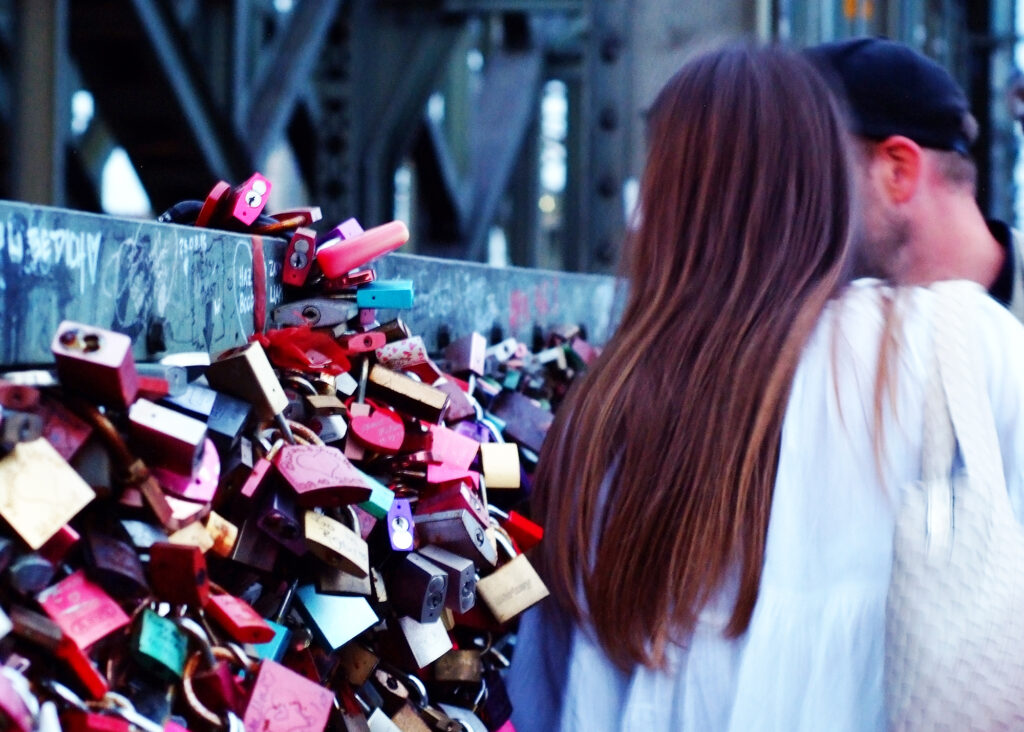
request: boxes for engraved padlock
[243,659,333,732]
[474,530,549,624]
[367,365,450,424]
[274,443,374,507]
[37,569,131,650]
[304,508,369,578]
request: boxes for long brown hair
[532,44,854,670]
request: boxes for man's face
[850,142,912,280]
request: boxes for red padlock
[204,593,275,644]
[148,543,210,606]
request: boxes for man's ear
[873,135,923,203]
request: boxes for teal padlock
[132,608,188,680]
[355,280,415,309]
[358,473,395,519]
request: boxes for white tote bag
[886,282,1024,730]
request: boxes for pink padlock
[152,438,220,503]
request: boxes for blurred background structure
[2,0,1022,274]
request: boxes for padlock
[150,436,220,503]
[487,391,552,455]
[0,437,96,549]
[308,411,349,445]
[417,479,488,530]
[195,180,232,227]
[478,666,515,732]
[444,333,487,377]
[148,542,210,606]
[349,399,405,454]
[238,440,284,502]
[119,519,169,550]
[204,593,275,644]
[475,534,549,624]
[274,443,374,507]
[368,366,450,424]
[425,425,480,471]
[323,267,377,293]
[128,398,207,476]
[8,552,56,595]
[488,506,543,553]
[0,409,43,453]
[386,552,448,624]
[272,297,358,329]
[304,509,370,577]
[432,378,477,423]
[82,525,150,598]
[336,331,388,353]
[229,517,279,573]
[295,584,378,650]
[373,336,430,373]
[417,544,477,614]
[318,563,372,596]
[204,342,293,441]
[168,521,215,553]
[39,394,93,460]
[270,205,322,227]
[227,172,272,226]
[414,510,497,568]
[478,443,520,491]
[356,280,415,310]
[51,321,139,408]
[38,522,80,564]
[250,581,297,662]
[256,489,307,555]
[391,616,452,670]
[55,634,109,701]
[132,608,188,680]
[282,227,317,287]
[335,643,380,687]
[242,660,333,732]
[204,511,239,558]
[380,497,415,552]
[318,216,364,244]
[432,649,484,685]
[316,220,409,279]
[37,569,131,650]
[161,383,251,451]
[136,363,188,401]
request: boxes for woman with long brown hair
[507,43,1024,730]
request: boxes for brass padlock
[478,443,520,490]
[0,438,95,550]
[475,532,549,624]
[304,509,369,578]
[335,643,379,687]
[431,649,483,684]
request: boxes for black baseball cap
[804,37,976,154]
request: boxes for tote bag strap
[931,281,1008,501]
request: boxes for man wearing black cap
[806,37,1024,317]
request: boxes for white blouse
[507,280,1024,731]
